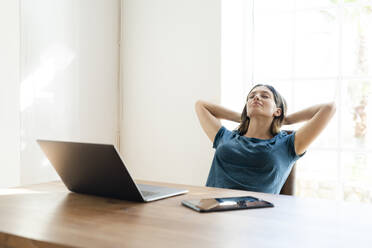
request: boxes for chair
[280,130,297,196]
[280,163,296,195]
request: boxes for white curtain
[19,0,120,185]
[221,0,372,203]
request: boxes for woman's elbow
[195,100,202,109]
[325,102,337,116]
[195,100,207,109]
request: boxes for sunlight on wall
[20,44,75,112]
[19,0,119,186]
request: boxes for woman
[195,84,336,194]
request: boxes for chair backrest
[280,130,296,196]
[280,163,296,195]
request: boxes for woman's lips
[251,102,263,107]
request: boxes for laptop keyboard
[141,190,158,197]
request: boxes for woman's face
[246,86,281,119]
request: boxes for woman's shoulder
[217,126,240,136]
[213,126,238,148]
[281,130,295,135]
[271,130,298,149]
[276,130,295,140]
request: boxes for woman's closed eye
[248,94,270,99]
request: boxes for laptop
[37,139,188,202]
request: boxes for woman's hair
[237,84,287,136]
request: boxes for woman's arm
[195,100,241,142]
[284,104,332,125]
[285,102,336,155]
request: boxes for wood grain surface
[0,180,371,248]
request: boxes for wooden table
[0,180,371,248]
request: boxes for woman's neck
[244,117,273,139]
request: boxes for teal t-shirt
[206,126,305,194]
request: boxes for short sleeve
[213,126,232,149]
[286,131,306,160]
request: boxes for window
[221,0,372,203]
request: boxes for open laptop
[37,139,188,202]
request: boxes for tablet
[181,196,274,212]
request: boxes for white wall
[121,0,221,185]
[19,0,120,186]
[0,0,21,188]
